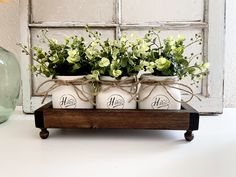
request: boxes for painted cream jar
[96,76,137,109]
[52,76,93,109]
[138,75,181,110]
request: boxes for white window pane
[31,0,116,23]
[122,0,204,23]
[31,28,115,95]
[122,29,204,94]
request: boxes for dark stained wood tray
[34,102,199,141]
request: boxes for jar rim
[56,75,86,80]
[140,74,179,81]
[100,76,135,81]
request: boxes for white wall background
[224,0,236,107]
[0,0,235,107]
[0,0,19,56]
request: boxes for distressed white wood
[202,0,225,113]
[20,0,52,112]
[183,0,225,113]
[20,0,32,113]
[29,21,208,30]
[201,0,210,97]
[122,0,204,23]
[31,0,116,23]
[115,0,121,39]
[183,95,223,114]
[120,22,208,30]
[29,22,118,28]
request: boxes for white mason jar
[52,76,93,109]
[96,76,137,109]
[138,75,181,110]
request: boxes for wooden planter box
[34,102,199,141]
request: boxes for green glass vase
[0,47,21,123]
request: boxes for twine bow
[36,77,95,105]
[138,79,201,103]
[98,76,139,103]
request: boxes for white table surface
[0,107,236,177]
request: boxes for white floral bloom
[140,60,149,68]
[177,34,186,42]
[112,48,119,60]
[146,64,154,73]
[67,56,79,64]
[155,57,171,71]
[134,40,150,58]
[40,65,49,74]
[112,69,122,78]
[91,39,99,47]
[85,48,94,60]
[173,47,184,55]
[49,53,59,64]
[171,45,176,50]
[68,49,77,57]
[120,35,127,43]
[166,36,175,46]
[150,61,155,66]
[203,63,209,70]
[66,49,80,64]
[85,48,100,61]
[110,59,120,70]
[193,67,201,75]
[98,57,110,67]
[140,43,149,52]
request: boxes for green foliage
[18,28,209,83]
[140,30,209,81]
[18,29,91,77]
[86,28,142,80]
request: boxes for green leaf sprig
[140,30,209,83]
[18,29,91,77]
[86,28,142,80]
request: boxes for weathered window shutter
[20,0,225,113]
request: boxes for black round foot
[184,130,194,142]
[40,128,49,139]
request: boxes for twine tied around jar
[36,76,200,106]
[138,78,201,103]
[36,77,96,105]
[98,76,139,103]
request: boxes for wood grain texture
[43,110,190,130]
[35,102,199,131]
